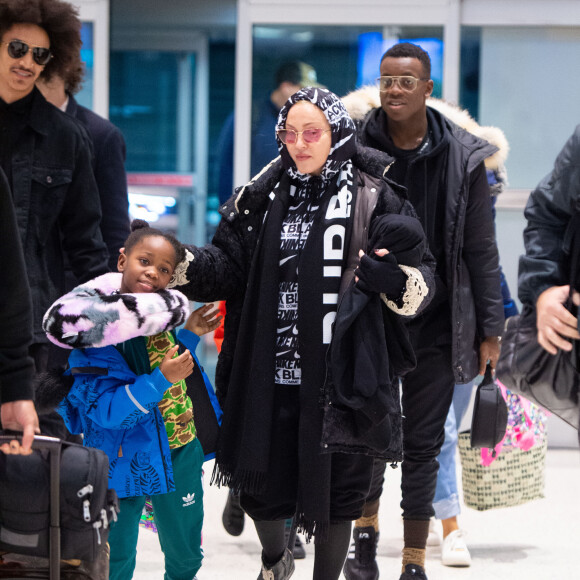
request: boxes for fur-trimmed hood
[341,85,509,173]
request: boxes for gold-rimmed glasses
[375,75,428,93]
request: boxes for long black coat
[66,95,130,272]
[175,145,435,459]
[0,168,34,402]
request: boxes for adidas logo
[182,492,196,507]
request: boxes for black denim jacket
[3,88,108,342]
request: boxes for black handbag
[470,363,508,450]
[496,304,579,429]
[496,207,580,430]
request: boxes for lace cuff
[167,248,194,288]
[381,265,428,316]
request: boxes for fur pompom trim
[34,370,74,414]
[43,272,190,349]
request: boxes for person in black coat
[0,0,109,439]
[37,57,130,273]
[519,125,580,355]
[0,167,39,455]
[342,42,504,580]
[173,86,434,580]
[0,0,109,344]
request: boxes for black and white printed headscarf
[275,86,357,183]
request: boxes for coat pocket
[31,166,73,245]
[31,166,73,189]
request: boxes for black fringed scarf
[213,88,358,541]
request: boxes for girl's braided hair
[124,219,186,267]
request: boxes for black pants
[241,386,373,524]
[399,340,455,518]
[365,306,456,520]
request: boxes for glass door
[76,0,110,118]
[109,34,209,247]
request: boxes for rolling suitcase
[0,434,119,580]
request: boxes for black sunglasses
[2,39,53,66]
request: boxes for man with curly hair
[0,0,108,437]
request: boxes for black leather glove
[355,252,407,298]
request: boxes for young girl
[42,219,221,580]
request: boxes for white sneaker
[441,529,472,567]
[426,518,441,547]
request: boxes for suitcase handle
[0,432,62,451]
[0,433,63,580]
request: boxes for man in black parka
[342,42,504,580]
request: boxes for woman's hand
[159,345,194,384]
[373,248,389,258]
[355,249,406,296]
[536,285,580,354]
[354,249,390,283]
[184,304,223,336]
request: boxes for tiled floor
[134,446,580,579]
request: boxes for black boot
[292,535,306,560]
[222,489,245,536]
[284,518,306,560]
[257,548,295,580]
[399,564,427,579]
[343,526,379,580]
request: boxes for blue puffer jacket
[59,329,202,499]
